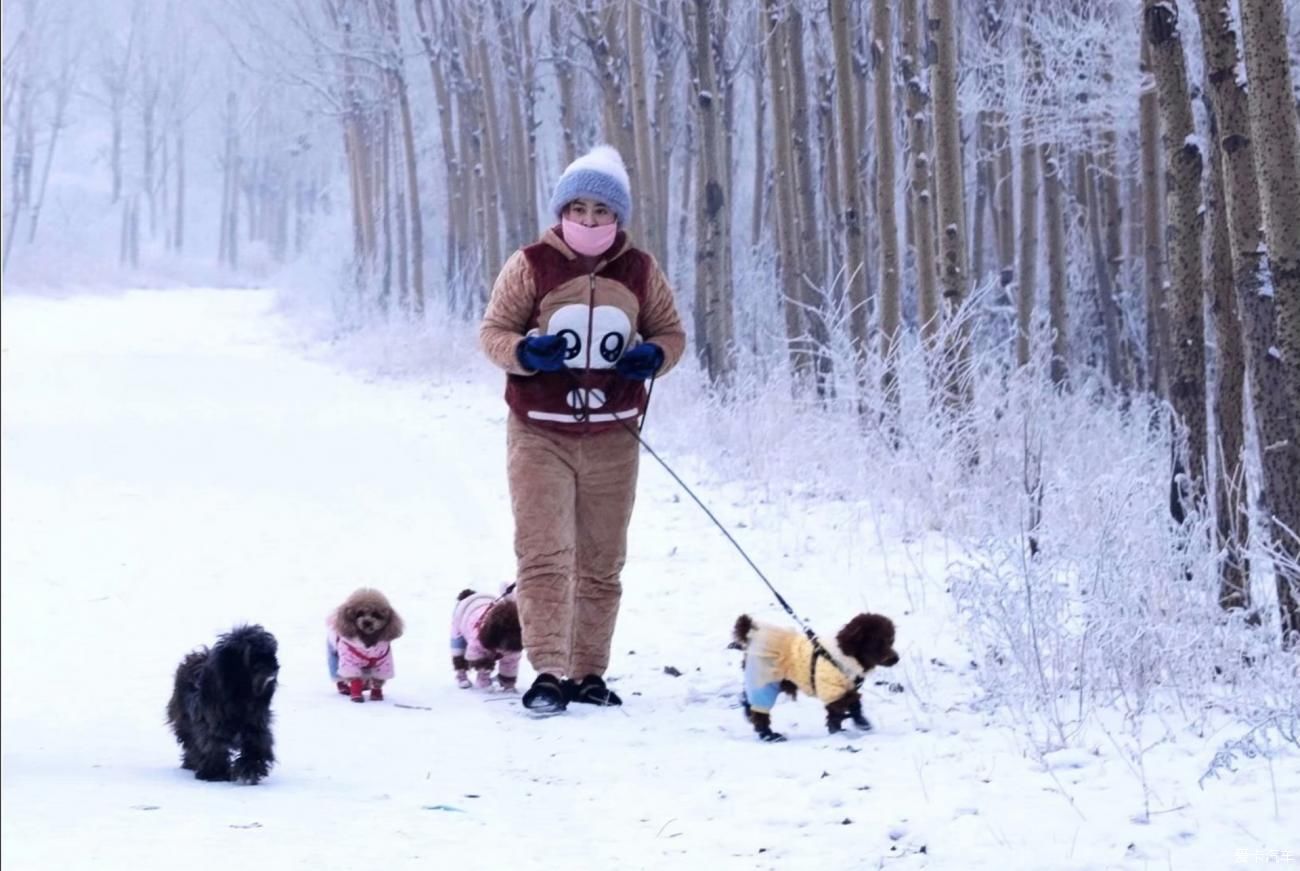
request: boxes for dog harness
[341,640,390,670]
[809,639,865,698]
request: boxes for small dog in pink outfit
[327,588,404,703]
[451,585,523,691]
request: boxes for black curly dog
[167,625,279,784]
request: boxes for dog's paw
[232,758,270,785]
[195,765,233,782]
[852,716,874,732]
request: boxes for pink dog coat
[450,591,521,678]
[328,632,395,680]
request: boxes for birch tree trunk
[492,0,530,249]
[762,0,811,382]
[981,0,1015,307]
[688,0,735,383]
[1042,142,1068,386]
[1145,0,1208,518]
[901,0,938,346]
[628,1,661,262]
[471,8,505,280]
[929,0,971,410]
[651,1,676,266]
[869,0,900,390]
[831,0,871,359]
[415,0,462,291]
[750,33,767,249]
[1205,123,1249,611]
[1140,39,1170,397]
[1239,0,1300,642]
[384,0,423,316]
[785,3,830,390]
[1084,146,1125,389]
[1016,28,1042,369]
[174,123,184,253]
[549,6,578,166]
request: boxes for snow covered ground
[2,288,1295,870]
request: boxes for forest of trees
[3,0,1299,646]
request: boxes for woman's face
[563,198,617,228]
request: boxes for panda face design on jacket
[546,303,632,370]
[531,276,641,372]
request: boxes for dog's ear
[479,599,523,652]
[205,640,248,702]
[378,608,404,642]
[836,614,897,668]
[732,614,755,648]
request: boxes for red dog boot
[369,681,384,702]
[349,678,365,703]
[336,680,350,695]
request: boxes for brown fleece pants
[506,413,640,679]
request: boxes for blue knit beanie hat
[548,144,633,226]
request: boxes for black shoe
[522,673,567,714]
[567,674,622,706]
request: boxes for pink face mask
[562,217,618,258]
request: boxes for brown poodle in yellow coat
[731,613,899,742]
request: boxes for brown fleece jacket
[480,227,686,433]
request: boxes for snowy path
[1,289,1292,870]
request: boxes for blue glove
[616,343,664,381]
[516,334,569,372]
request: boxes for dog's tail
[457,588,477,601]
[729,614,756,650]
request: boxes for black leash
[565,365,862,690]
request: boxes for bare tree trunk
[1195,1,1272,618]
[652,1,677,275]
[687,0,734,383]
[782,3,831,391]
[1206,120,1249,611]
[1042,142,1068,386]
[581,1,633,160]
[384,0,424,316]
[762,0,811,382]
[786,4,825,299]
[832,0,872,360]
[175,123,184,253]
[980,0,1015,309]
[971,116,992,289]
[1145,0,1208,518]
[1140,38,1170,397]
[1084,146,1125,389]
[549,6,578,166]
[219,91,240,269]
[628,1,660,262]
[929,0,971,411]
[750,34,766,249]
[869,0,900,393]
[1017,30,1042,369]
[491,0,529,250]
[2,73,34,273]
[415,0,461,293]
[901,0,938,346]
[379,107,393,311]
[1239,0,1300,642]
[471,9,505,279]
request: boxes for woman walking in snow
[479,144,687,714]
